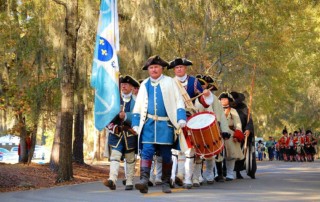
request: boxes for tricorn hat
[195,74,203,79]
[218,92,235,102]
[203,75,218,91]
[168,57,193,69]
[198,78,207,86]
[120,75,140,88]
[142,55,169,70]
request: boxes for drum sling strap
[174,77,197,114]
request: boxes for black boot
[236,171,244,179]
[135,159,152,194]
[214,161,224,182]
[161,162,173,193]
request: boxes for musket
[243,64,256,157]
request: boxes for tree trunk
[27,126,37,164]
[50,112,61,172]
[17,113,27,163]
[92,130,101,161]
[73,103,85,164]
[52,0,80,182]
[58,107,74,182]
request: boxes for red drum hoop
[186,111,223,158]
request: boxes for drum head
[187,112,215,129]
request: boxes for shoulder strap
[174,77,197,114]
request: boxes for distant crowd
[256,128,319,162]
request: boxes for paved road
[1,160,319,202]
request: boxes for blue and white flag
[91,0,120,131]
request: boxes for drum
[186,111,223,158]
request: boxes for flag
[91,0,120,131]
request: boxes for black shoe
[103,179,116,190]
[175,176,183,186]
[125,185,133,190]
[214,176,225,182]
[225,178,233,181]
[207,180,214,184]
[148,180,154,187]
[135,183,148,194]
[248,174,256,179]
[162,184,172,193]
[236,172,244,179]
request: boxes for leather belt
[147,114,169,121]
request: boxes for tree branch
[76,18,82,32]
[52,0,67,9]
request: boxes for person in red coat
[286,133,295,162]
[278,128,288,161]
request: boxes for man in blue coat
[132,55,187,194]
[103,75,139,191]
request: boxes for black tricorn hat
[168,57,193,69]
[120,75,140,88]
[142,55,169,70]
[230,91,246,104]
[198,78,207,86]
[203,75,214,83]
[195,74,203,79]
[203,75,218,91]
[218,92,235,102]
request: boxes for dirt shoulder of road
[0,161,121,193]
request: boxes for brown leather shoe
[135,182,148,193]
[103,179,116,190]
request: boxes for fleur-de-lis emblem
[101,49,107,55]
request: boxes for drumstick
[190,86,214,101]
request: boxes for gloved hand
[221,132,231,140]
[178,120,187,128]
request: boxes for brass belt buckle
[153,115,158,121]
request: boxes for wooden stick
[190,86,214,101]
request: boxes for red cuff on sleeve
[199,95,210,108]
